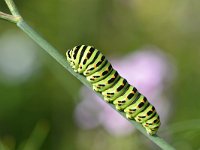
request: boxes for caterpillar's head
[66,49,72,62]
[66,48,76,70]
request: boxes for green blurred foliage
[0,0,200,149]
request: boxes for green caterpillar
[66,45,161,135]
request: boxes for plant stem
[5,0,21,16]
[16,20,91,88]
[1,0,176,149]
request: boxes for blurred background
[0,0,200,150]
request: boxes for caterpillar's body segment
[102,78,129,102]
[86,61,112,83]
[124,94,149,119]
[66,45,161,135]
[113,86,139,110]
[93,70,120,92]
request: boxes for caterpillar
[66,45,161,135]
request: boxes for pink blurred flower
[74,47,176,136]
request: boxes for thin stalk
[5,0,21,16]
[0,0,176,149]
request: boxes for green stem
[5,0,21,16]
[16,20,91,88]
[1,0,176,149]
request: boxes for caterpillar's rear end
[66,45,161,135]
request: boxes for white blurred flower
[74,46,176,136]
[0,31,40,84]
